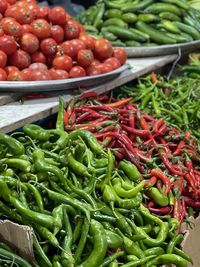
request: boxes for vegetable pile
[0,0,126,81]
[0,98,193,266]
[120,72,200,140]
[77,0,200,47]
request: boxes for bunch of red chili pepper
[64,92,200,226]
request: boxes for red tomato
[29,62,48,71]
[69,66,86,78]
[31,51,46,64]
[104,57,121,70]
[49,68,68,80]
[100,63,113,74]
[61,39,86,59]
[77,49,94,68]
[37,6,49,20]
[8,70,25,81]
[9,49,31,70]
[64,20,80,40]
[113,48,127,65]
[14,6,36,24]
[20,33,39,54]
[86,65,101,76]
[79,33,95,50]
[94,38,113,60]
[32,70,51,80]
[1,17,16,26]
[90,59,101,67]
[51,25,64,44]
[0,50,7,68]
[65,12,72,22]
[52,55,72,71]
[5,66,19,75]
[40,38,57,56]
[48,6,66,25]
[0,68,7,80]
[21,24,33,34]
[4,5,18,18]
[0,35,17,55]
[31,19,51,39]
[3,20,22,37]
[21,67,34,81]
[0,0,8,15]
[6,0,18,4]
[0,25,4,37]
[0,13,3,22]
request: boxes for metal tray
[0,64,128,93]
[124,40,200,57]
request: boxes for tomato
[48,6,66,25]
[86,65,102,76]
[6,0,18,4]
[104,57,121,70]
[21,67,34,80]
[8,70,25,81]
[31,19,51,39]
[52,55,72,71]
[79,33,94,50]
[51,25,64,44]
[61,39,86,59]
[65,12,72,22]
[40,38,57,56]
[9,49,31,70]
[0,50,7,68]
[94,38,113,60]
[0,35,17,55]
[69,66,86,78]
[0,13,3,22]
[0,25,4,37]
[77,49,94,68]
[5,66,19,75]
[0,68,7,80]
[32,70,51,80]
[100,63,113,74]
[64,20,80,40]
[14,6,36,24]
[29,62,48,71]
[90,59,101,67]
[3,20,22,37]
[49,68,69,80]
[21,24,33,34]
[4,5,18,18]
[0,0,8,15]
[28,3,38,19]
[31,51,46,64]
[20,33,39,54]
[113,48,126,65]
[37,6,49,20]
[1,17,16,27]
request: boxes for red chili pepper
[140,116,149,131]
[145,176,157,187]
[84,104,114,112]
[64,99,75,126]
[96,94,109,102]
[173,141,185,156]
[173,176,184,195]
[75,112,104,124]
[128,112,135,128]
[143,114,155,122]
[150,169,171,195]
[79,91,98,100]
[156,180,164,194]
[152,118,164,133]
[156,124,168,136]
[106,97,132,108]
[113,150,125,160]
[121,125,149,139]
[69,111,77,124]
[179,198,186,225]
[148,201,171,215]
[158,138,171,154]
[184,196,200,208]
[160,152,185,176]
[173,198,181,222]
[184,173,197,191]
[151,71,158,84]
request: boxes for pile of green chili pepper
[0,97,193,266]
[76,0,200,47]
[119,72,200,140]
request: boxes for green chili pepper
[108,260,118,267]
[121,255,156,267]
[56,96,65,131]
[113,178,145,198]
[78,220,107,267]
[72,217,83,243]
[148,187,169,207]
[23,124,50,142]
[105,229,123,249]
[0,133,24,155]
[26,183,44,213]
[99,251,124,267]
[146,254,188,267]
[52,204,63,236]
[49,129,68,152]
[68,130,104,155]
[167,234,184,254]
[145,247,165,256]
[119,160,141,182]
[67,152,91,178]
[0,247,32,267]
[34,224,59,247]
[93,3,105,28]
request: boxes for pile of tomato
[0,0,127,81]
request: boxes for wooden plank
[0,55,177,133]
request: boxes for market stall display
[0,0,126,82]
[77,0,200,53]
[0,98,193,266]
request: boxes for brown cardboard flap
[0,220,34,263]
